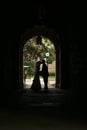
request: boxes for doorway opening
[19,25,61,89]
[23,36,56,89]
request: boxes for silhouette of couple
[31,60,49,92]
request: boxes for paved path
[24,78,56,88]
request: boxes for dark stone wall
[0,1,86,108]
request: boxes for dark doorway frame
[19,25,61,89]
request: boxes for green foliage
[23,36,55,75]
[49,72,55,76]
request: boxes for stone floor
[0,109,87,130]
[0,88,87,130]
[16,88,68,107]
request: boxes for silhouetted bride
[30,61,41,92]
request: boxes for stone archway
[19,25,61,89]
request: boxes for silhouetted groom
[41,60,49,90]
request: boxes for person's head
[42,60,45,64]
[36,61,41,65]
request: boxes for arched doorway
[23,36,56,89]
[19,25,61,89]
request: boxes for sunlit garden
[23,36,56,88]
